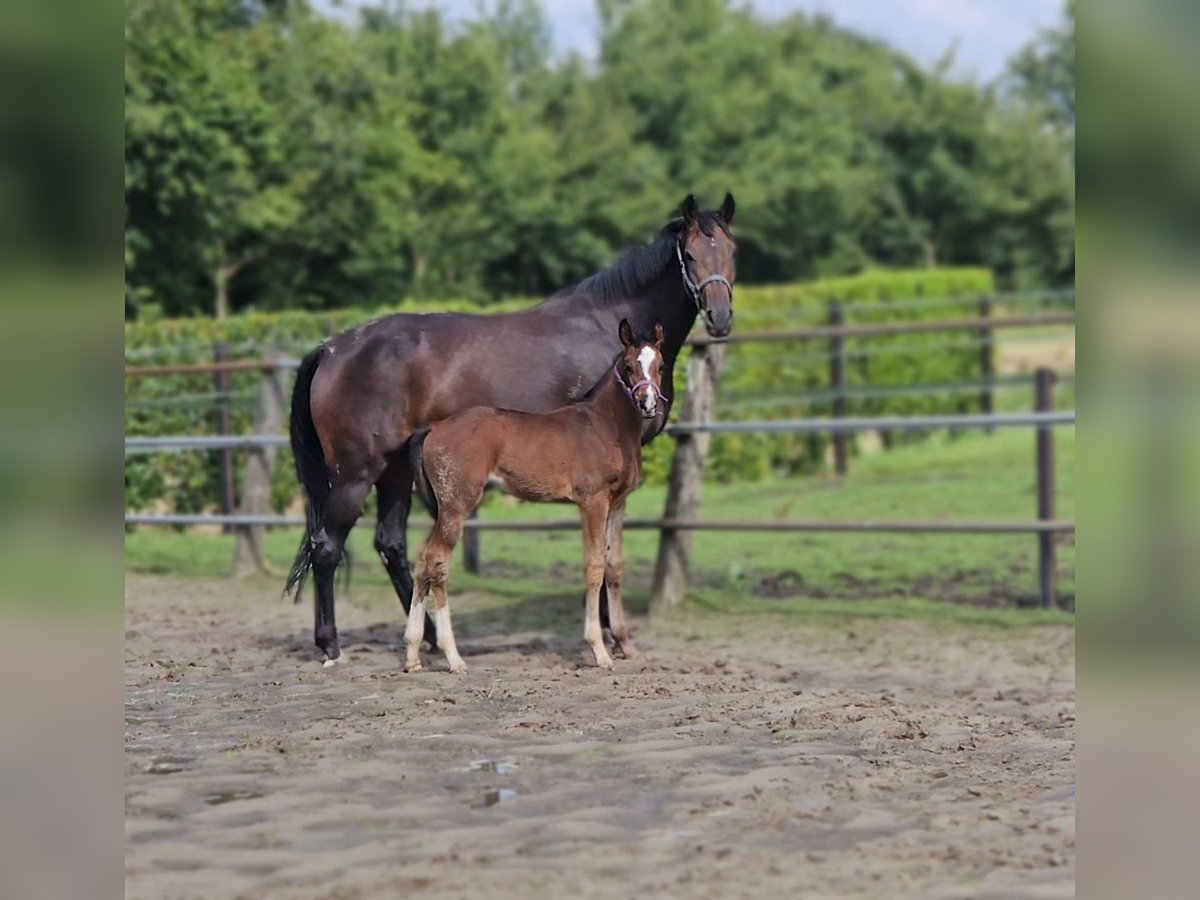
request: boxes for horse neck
[587,370,649,443]
[651,269,698,367]
[597,269,696,370]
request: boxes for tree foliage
[1004,0,1075,132]
[125,0,1075,319]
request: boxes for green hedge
[125,267,993,516]
[696,268,995,482]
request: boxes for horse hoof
[322,656,344,668]
[405,663,424,674]
[448,662,468,674]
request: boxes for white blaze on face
[636,346,658,414]
[637,346,657,382]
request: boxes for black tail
[409,428,438,520]
[285,347,330,600]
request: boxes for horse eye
[683,250,695,263]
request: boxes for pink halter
[613,361,668,408]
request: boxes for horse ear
[681,194,699,225]
[618,318,634,347]
[653,321,665,347]
[720,191,735,224]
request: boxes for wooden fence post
[650,342,727,614]
[828,301,848,474]
[1034,367,1057,608]
[979,296,995,433]
[463,506,482,574]
[212,342,236,529]
[232,359,287,577]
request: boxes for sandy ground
[125,574,1074,899]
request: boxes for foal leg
[407,511,467,673]
[313,479,372,665]
[403,562,430,674]
[580,498,615,670]
[375,460,439,650]
[604,503,637,659]
[431,575,466,674]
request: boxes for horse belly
[491,465,572,504]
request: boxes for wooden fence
[125,300,1076,607]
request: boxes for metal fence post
[212,342,236,529]
[650,342,726,614]
[979,296,995,433]
[828,301,848,474]
[1035,367,1057,608]
[232,358,286,577]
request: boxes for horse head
[677,192,736,338]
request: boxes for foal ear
[653,321,665,347]
[618,318,634,347]
[681,194,699,226]
[720,191,736,224]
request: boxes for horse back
[308,310,616,481]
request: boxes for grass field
[125,426,1074,627]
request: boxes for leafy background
[125,0,1073,320]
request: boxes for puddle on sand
[474,789,518,809]
[467,759,518,775]
[204,790,264,806]
[147,755,194,775]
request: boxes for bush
[125,268,994,515]
[705,268,995,480]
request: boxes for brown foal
[405,319,666,672]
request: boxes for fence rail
[125,512,1075,534]
[686,311,1074,345]
[124,411,1075,455]
[125,435,292,453]
[122,308,1075,379]
[124,359,296,378]
[668,411,1073,435]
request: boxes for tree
[125,0,311,318]
[124,0,1075,318]
[1004,0,1075,133]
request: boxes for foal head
[678,192,736,338]
[616,319,667,419]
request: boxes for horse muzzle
[703,305,733,338]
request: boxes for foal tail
[285,346,330,600]
[408,428,439,520]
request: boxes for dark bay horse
[285,193,736,664]
[405,320,667,672]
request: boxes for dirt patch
[126,574,1074,899]
[732,565,1073,610]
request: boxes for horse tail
[409,428,438,520]
[285,346,330,600]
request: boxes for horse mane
[549,211,730,305]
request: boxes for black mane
[550,212,729,305]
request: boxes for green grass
[126,426,1075,623]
